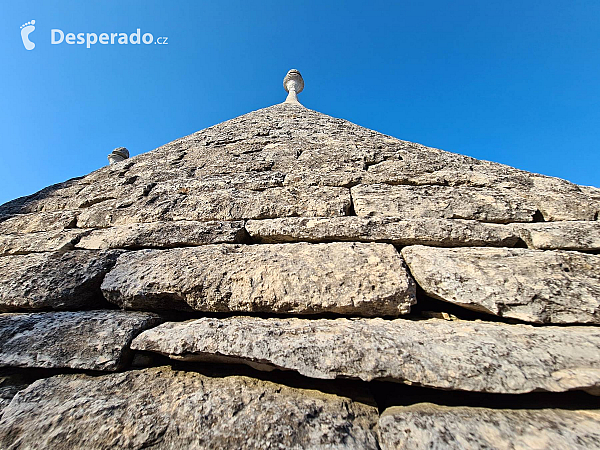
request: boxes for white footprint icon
[20,20,36,50]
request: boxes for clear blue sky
[1,1,599,205]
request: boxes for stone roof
[1,72,599,448]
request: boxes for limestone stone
[0,373,32,418]
[75,185,350,228]
[512,221,600,251]
[0,229,86,257]
[351,184,539,223]
[0,311,160,371]
[2,104,598,230]
[131,316,600,394]
[0,177,83,215]
[0,211,78,234]
[107,147,129,165]
[0,366,379,449]
[283,69,304,105]
[75,220,246,250]
[402,246,600,324]
[0,250,122,312]
[528,175,600,221]
[101,243,416,316]
[360,157,599,221]
[282,145,369,188]
[246,217,520,247]
[377,403,600,450]
[165,185,351,221]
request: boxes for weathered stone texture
[402,246,600,324]
[0,178,84,216]
[0,311,160,371]
[246,217,521,247]
[72,186,350,228]
[0,211,77,234]
[0,102,599,447]
[131,317,600,394]
[102,243,416,316]
[528,175,600,221]
[0,229,86,257]
[75,220,246,250]
[0,250,122,312]
[361,158,599,221]
[0,374,32,418]
[512,221,600,251]
[165,185,352,221]
[351,184,538,223]
[0,367,379,449]
[377,403,600,450]
[2,104,598,229]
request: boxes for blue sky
[1,0,599,205]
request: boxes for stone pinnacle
[107,147,130,165]
[283,69,304,105]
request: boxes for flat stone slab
[75,220,246,250]
[0,250,122,312]
[76,186,351,227]
[402,246,600,324]
[361,160,599,221]
[0,366,379,449]
[102,243,416,316]
[512,221,600,251]
[0,229,86,257]
[351,184,539,223]
[131,316,600,394]
[0,211,78,234]
[0,311,160,371]
[246,217,521,247]
[377,403,600,450]
[164,185,352,221]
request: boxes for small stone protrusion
[283,69,304,105]
[108,147,130,165]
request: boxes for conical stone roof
[1,72,599,448]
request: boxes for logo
[19,20,168,50]
[20,20,36,50]
[51,28,168,48]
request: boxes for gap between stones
[3,356,598,416]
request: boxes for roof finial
[283,69,304,105]
[108,147,129,165]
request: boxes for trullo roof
[0,70,599,449]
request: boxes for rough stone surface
[131,316,600,394]
[0,229,86,257]
[0,374,32,418]
[1,104,598,229]
[75,220,247,250]
[512,221,600,251]
[102,243,416,316]
[0,311,160,371]
[74,185,351,227]
[360,157,599,222]
[247,217,521,247]
[377,403,600,450]
[351,184,539,223]
[402,246,600,324]
[1,100,600,447]
[0,250,122,312]
[0,211,78,234]
[0,366,379,449]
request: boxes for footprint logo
[20,20,36,50]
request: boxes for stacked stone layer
[0,104,598,448]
